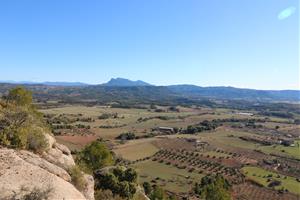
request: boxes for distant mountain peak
[103,78,152,87]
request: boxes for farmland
[113,138,159,161]
[1,0,299,198]
[132,160,204,193]
[242,166,300,195]
[38,101,300,199]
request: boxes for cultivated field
[39,104,300,198]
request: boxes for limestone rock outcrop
[0,148,85,199]
[82,174,95,200]
[0,134,94,200]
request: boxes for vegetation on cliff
[0,87,48,153]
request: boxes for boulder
[54,143,71,155]
[43,147,75,170]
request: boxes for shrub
[94,189,123,200]
[123,168,138,182]
[26,129,48,153]
[116,132,136,140]
[194,174,231,200]
[268,180,281,187]
[149,185,166,200]
[19,186,52,200]
[69,166,87,191]
[5,86,33,106]
[98,113,118,120]
[143,182,152,195]
[76,141,114,173]
[0,88,50,153]
[94,167,138,199]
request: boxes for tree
[94,167,138,199]
[76,141,114,173]
[194,174,231,200]
[123,168,137,182]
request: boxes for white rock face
[17,150,71,182]
[0,148,86,200]
[82,174,95,200]
[0,133,94,200]
[54,142,71,155]
[44,133,56,149]
[43,147,76,170]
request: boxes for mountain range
[0,78,299,102]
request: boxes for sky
[0,0,299,90]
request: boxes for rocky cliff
[0,134,94,200]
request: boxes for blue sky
[0,0,298,89]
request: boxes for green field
[40,104,300,197]
[113,138,159,161]
[242,166,300,195]
[258,140,300,160]
[41,105,212,139]
[132,160,204,193]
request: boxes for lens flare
[278,6,296,20]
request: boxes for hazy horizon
[1,77,300,91]
[0,0,299,90]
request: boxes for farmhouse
[157,127,174,134]
[185,138,208,148]
[236,112,254,116]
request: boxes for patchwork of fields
[40,104,300,199]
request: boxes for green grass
[132,160,204,193]
[113,139,159,161]
[242,166,300,195]
[258,140,300,160]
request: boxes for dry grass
[113,138,159,161]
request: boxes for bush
[116,132,136,140]
[268,180,281,187]
[19,186,52,200]
[0,107,30,148]
[94,167,138,199]
[194,174,231,200]
[94,189,123,200]
[76,141,114,173]
[123,168,138,182]
[69,166,87,192]
[143,182,152,195]
[0,87,50,153]
[98,113,118,120]
[5,86,33,106]
[149,185,166,200]
[26,129,48,153]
